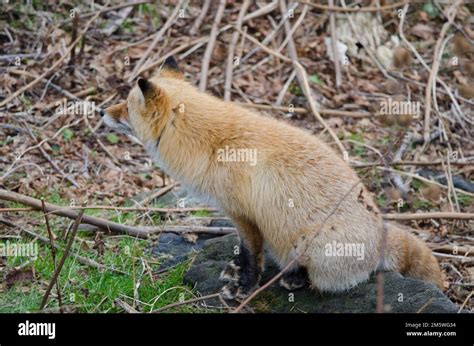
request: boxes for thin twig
[41,199,63,313]
[114,298,139,313]
[128,0,185,82]
[300,0,409,12]
[423,0,463,144]
[458,291,473,313]
[189,0,211,35]
[199,0,227,91]
[40,209,84,310]
[151,293,221,313]
[224,0,250,101]
[382,212,474,221]
[328,0,341,88]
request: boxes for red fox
[102,57,443,299]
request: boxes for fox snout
[102,102,133,135]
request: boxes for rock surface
[183,234,459,313]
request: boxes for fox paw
[279,266,308,291]
[219,261,245,300]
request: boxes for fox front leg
[219,219,264,300]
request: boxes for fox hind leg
[220,217,263,300]
[279,265,309,290]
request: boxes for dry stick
[0,8,103,108]
[328,0,341,88]
[300,0,409,12]
[458,291,474,313]
[423,0,463,145]
[114,298,139,313]
[199,0,227,91]
[78,224,235,236]
[379,166,474,197]
[128,0,185,82]
[189,0,211,35]
[151,293,221,313]
[352,160,473,168]
[0,189,228,237]
[279,1,345,154]
[40,209,84,310]
[243,1,278,21]
[22,120,80,188]
[232,168,374,313]
[224,0,250,101]
[416,298,434,313]
[0,189,148,238]
[383,212,474,221]
[2,205,472,221]
[235,102,374,117]
[0,206,217,214]
[429,244,473,257]
[139,183,177,206]
[41,199,63,313]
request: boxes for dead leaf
[6,267,34,289]
[411,24,435,40]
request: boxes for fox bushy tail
[382,223,443,289]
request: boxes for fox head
[102,56,184,145]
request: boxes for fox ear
[137,77,157,100]
[161,56,183,79]
[137,77,152,94]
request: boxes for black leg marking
[279,266,308,291]
[220,242,261,300]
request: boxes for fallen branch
[428,244,473,256]
[0,206,218,214]
[235,102,374,118]
[352,160,473,168]
[138,183,177,206]
[151,293,221,313]
[383,212,474,221]
[0,189,229,237]
[300,0,409,12]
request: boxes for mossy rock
[184,234,459,313]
